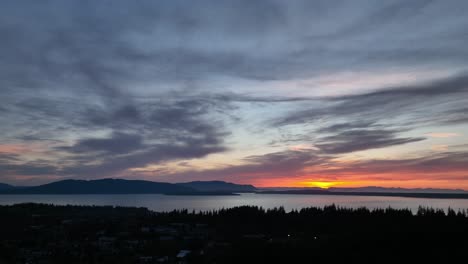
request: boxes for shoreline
[2,191,468,199]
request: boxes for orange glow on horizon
[247,173,468,190]
[249,178,366,188]
[302,181,344,189]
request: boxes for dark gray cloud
[85,105,143,127]
[60,133,144,154]
[443,108,468,125]
[0,154,58,176]
[0,0,281,94]
[2,0,468,95]
[61,141,226,178]
[340,72,468,99]
[316,129,426,154]
[273,72,468,127]
[268,73,468,157]
[317,121,377,133]
[270,122,426,154]
[0,163,58,176]
[322,151,468,177]
[0,153,21,163]
[0,94,229,179]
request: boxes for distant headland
[1,178,468,199]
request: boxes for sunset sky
[1,0,468,189]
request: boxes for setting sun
[302,181,344,189]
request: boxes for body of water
[1,193,468,212]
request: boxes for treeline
[5,203,466,236]
[160,204,468,218]
[1,203,468,263]
[153,204,468,236]
[2,202,468,219]
[156,205,468,262]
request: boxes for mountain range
[0,179,257,195]
[178,181,256,192]
[0,179,467,198]
[0,183,14,190]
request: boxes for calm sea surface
[1,193,468,212]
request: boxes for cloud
[426,133,460,138]
[0,144,36,154]
[0,163,58,176]
[1,1,468,185]
[271,121,425,154]
[272,73,468,130]
[315,129,425,154]
[61,141,226,178]
[0,153,21,163]
[0,94,230,180]
[151,150,468,187]
[316,121,376,133]
[431,145,449,152]
[150,149,329,183]
[58,97,229,177]
[288,144,320,151]
[0,154,58,176]
[59,133,144,154]
[326,151,468,177]
[2,0,468,96]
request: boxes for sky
[1,0,468,189]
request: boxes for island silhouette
[1,178,468,199]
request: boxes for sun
[302,181,344,189]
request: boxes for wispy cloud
[431,145,449,152]
[426,133,460,138]
[315,129,425,154]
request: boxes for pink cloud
[426,133,460,138]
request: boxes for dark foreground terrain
[1,204,468,263]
